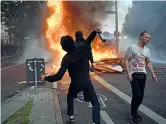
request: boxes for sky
[102,0,133,33]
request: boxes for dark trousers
[67,89,100,123]
[130,72,146,115]
[87,50,94,63]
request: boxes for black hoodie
[74,31,96,51]
[45,31,97,100]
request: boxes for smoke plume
[122,1,166,64]
[61,1,114,38]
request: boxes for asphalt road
[1,64,27,102]
[1,62,166,124]
[56,65,166,124]
[1,61,51,102]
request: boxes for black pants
[130,72,146,115]
[87,50,94,63]
[67,89,100,123]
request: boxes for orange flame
[46,0,67,64]
[45,1,117,65]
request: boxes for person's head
[139,31,151,45]
[75,31,83,39]
[60,35,75,52]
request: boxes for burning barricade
[43,1,125,75]
[93,58,124,74]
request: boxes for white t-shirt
[126,44,150,75]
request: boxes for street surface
[1,63,166,124]
[56,64,166,124]
[1,64,26,102]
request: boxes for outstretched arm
[85,31,97,43]
[41,58,68,82]
[84,28,101,45]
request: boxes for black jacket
[74,31,97,51]
[45,31,97,101]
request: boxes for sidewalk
[1,87,63,124]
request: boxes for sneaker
[67,115,75,123]
[130,114,138,124]
[136,113,142,121]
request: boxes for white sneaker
[67,115,75,123]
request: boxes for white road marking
[1,63,23,71]
[99,96,106,108]
[17,81,27,84]
[88,102,93,107]
[100,111,114,124]
[92,74,166,124]
[30,86,36,89]
[76,94,107,108]
[76,98,84,103]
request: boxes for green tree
[1,1,45,46]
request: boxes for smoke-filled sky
[18,1,133,64]
[43,1,133,38]
[60,1,115,37]
[102,0,132,33]
[120,1,166,64]
[64,1,133,35]
[16,1,166,65]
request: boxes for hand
[127,74,132,82]
[40,74,46,81]
[152,73,157,82]
[95,28,101,33]
[89,64,94,72]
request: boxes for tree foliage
[1,1,46,44]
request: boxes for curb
[52,89,64,124]
[1,87,29,106]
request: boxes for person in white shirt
[125,31,157,124]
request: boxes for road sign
[26,58,45,93]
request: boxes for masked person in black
[74,31,95,72]
[41,29,101,124]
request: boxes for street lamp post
[105,0,120,56]
[115,1,119,56]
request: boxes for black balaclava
[60,35,75,52]
[75,31,83,39]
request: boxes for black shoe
[67,116,75,123]
[136,113,142,121]
[130,114,139,124]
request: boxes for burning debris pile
[93,58,124,73]
[40,0,125,74]
[41,1,117,66]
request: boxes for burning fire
[45,0,117,66]
[46,0,67,63]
